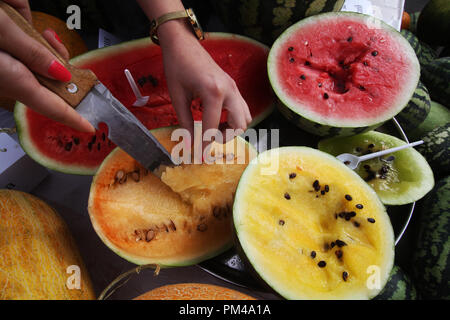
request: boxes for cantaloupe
[0,190,95,300]
[134,283,256,300]
[88,127,256,266]
[233,147,395,300]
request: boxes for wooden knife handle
[0,1,98,107]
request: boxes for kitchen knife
[0,1,175,171]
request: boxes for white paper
[98,28,122,48]
[0,133,25,174]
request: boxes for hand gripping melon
[268,12,420,137]
[318,131,435,205]
[15,33,274,175]
[88,127,256,266]
[233,147,395,300]
[0,190,95,300]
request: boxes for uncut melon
[409,101,450,141]
[420,57,450,108]
[318,131,434,205]
[0,190,95,300]
[396,81,431,133]
[268,12,420,137]
[412,176,450,300]
[374,266,418,300]
[134,283,256,300]
[233,147,395,300]
[88,127,256,266]
[416,0,450,47]
[15,33,274,175]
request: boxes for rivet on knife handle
[0,1,98,108]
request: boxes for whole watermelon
[211,0,345,45]
[412,176,450,300]
[375,266,418,300]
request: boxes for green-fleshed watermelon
[416,123,450,178]
[374,266,418,300]
[409,101,450,141]
[412,176,450,300]
[14,34,275,175]
[421,57,450,108]
[211,0,345,45]
[268,12,420,137]
[416,0,450,47]
[396,81,431,133]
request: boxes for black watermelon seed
[289,57,295,63]
[347,37,353,42]
[339,60,344,65]
[343,271,348,281]
[356,204,364,209]
[330,242,336,248]
[324,185,330,192]
[289,173,297,179]
[288,46,294,51]
[359,85,366,91]
[137,77,147,87]
[300,75,306,80]
[148,75,159,87]
[305,61,311,66]
[321,190,326,195]
[64,142,72,151]
[73,137,80,145]
[368,218,376,223]
[318,261,326,268]
[336,240,347,247]
[318,83,322,87]
[368,143,375,149]
[338,212,345,218]
[279,219,285,226]
[324,243,330,251]
[102,133,106,141]
[364,164,371,170]
[335,250,343,259]
[91,135,97,144]
[311,251,316,258]
[354,221,360,227]
[363,61,369,66]
[345,194,352,201]
[344,161,350,165]
[386,156,395,162]
[372,51,378,56]
[313,180,320,190]
[323,93,329,99]
[355,147,362,152]
[284,193,291,200]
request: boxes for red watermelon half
[14,33,275,175]
[268,12,420,137]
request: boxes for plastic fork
[124,69,149,107]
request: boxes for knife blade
[76,83,175,171]
[0,1,175,171]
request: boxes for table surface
[0,0,428,300]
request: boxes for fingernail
[48,60,71,82]
[46,28,62,43]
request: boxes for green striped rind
[211,0,345,45]
[408,12,420,34]
[278,102,381,137]
[374,266,419,300]
[421,57,450,107]
[400,29,422,59]
[416,123,450,177]
[412,176,450,300]
[419,41,438,65]
[269,12,420,137]
[409,101,450,140]
[396,81,431,133]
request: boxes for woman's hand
[0,0,94,132]
[158,20,252,142]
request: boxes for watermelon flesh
[15,34,274,175]
[269,12,420,135]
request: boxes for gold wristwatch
[149,8,204,45]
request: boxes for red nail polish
[48,60,71,82]
[45,28,63,43]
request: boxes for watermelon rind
[416,0,450,47]
[421,57,450,108]
[374,266,419,300]
[268,12,420,137]
[318,131,435,205]
[14,33,275,175]
[396,81,431,133]
[412,176,450,300]
[416,123,450,178]
[409,101,450,141]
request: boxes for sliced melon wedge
[233,147,395,300]
[318,131,435,205]
[88,127,256,266]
